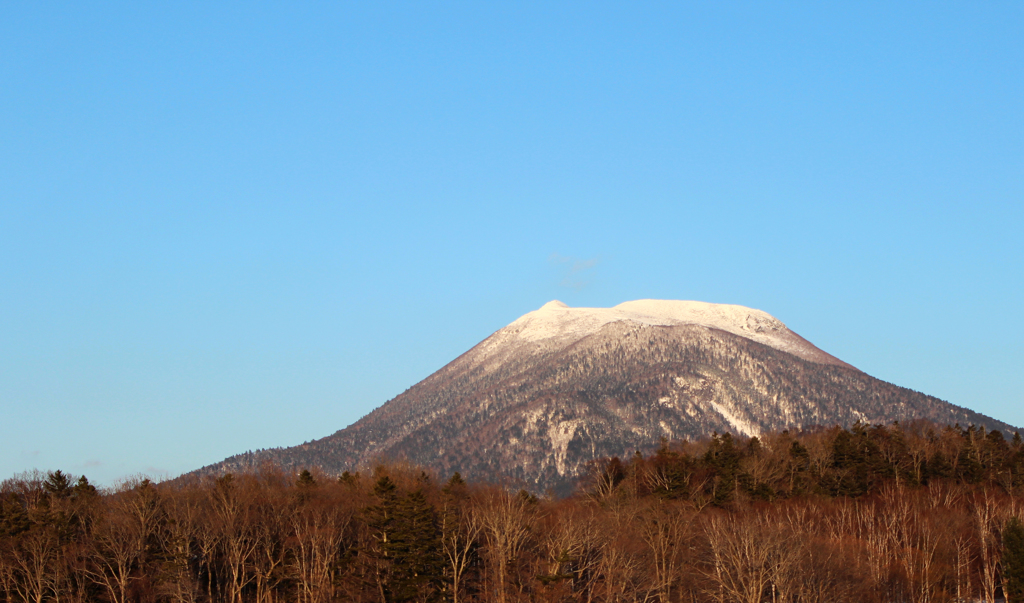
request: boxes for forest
[3,421,1024,603]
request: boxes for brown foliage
[1,422,1022,602]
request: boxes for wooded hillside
[3,421,1024,602]
[198,322,1018,496]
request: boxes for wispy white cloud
[549,253,600,290]
[146,467,171,480]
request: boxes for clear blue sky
[2,3,1022,485]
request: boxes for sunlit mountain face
[191,300,1018,494]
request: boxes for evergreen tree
[0,492,30,537]
[1004,517,1024,603]
[392,489,443,601]
[368,475,400,550]
[296,468,317,503]
[788,440,811,494]
[442,472,469,501]
[339,470,359,487]
[925,450,952,481]
[957,437,983,483]
[704,432,741,504]
[73,475,98,499]
[650,443,688,499]
[296,469,317,488]
[830,427,885,496]
[36,470,80,540]
[366,476,443,602]
[43,469,73,499]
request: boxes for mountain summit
[194,300,1017,493]
[492,299,854,368]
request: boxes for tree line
[2,420,1024,602]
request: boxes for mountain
[191,300,1019,493]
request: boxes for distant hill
[189,300,1018,493]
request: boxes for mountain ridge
[189,300,1018,493]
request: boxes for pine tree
[957,437,983,483]
[650,443,688,499]
[925,449,952,481]
[392,489,443,601]
[43,469,73,499]
[73,475,98,499]
[366,476,444,602]
[0,492,30,537]
[338,470,359,487]
[443,472,466,493]
[296,469,316,488]
[295,468,317,504]
[1005,517,1024,603]
[704,432,741,504]
[788,440,811,494]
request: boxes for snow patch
[659,421,674,440]
[548,420,582,476]
[707,400,760,438]
[523,407,545,434]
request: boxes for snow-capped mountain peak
[503,299,847,367]
[194,297,1017,493]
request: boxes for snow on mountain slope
[491,299,853,369]
[190,298,1019,494]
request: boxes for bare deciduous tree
[87,507,145,603]
[540,503,603,601]
[975,492,1002,603]
[159,488,202,603]
[290,499,350,603]
[440,494,482,603]
[4,528,60,603]
[640,502,691,603]
[212,477,260,603]
[703,513,800,603]
[477,490,534,603]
